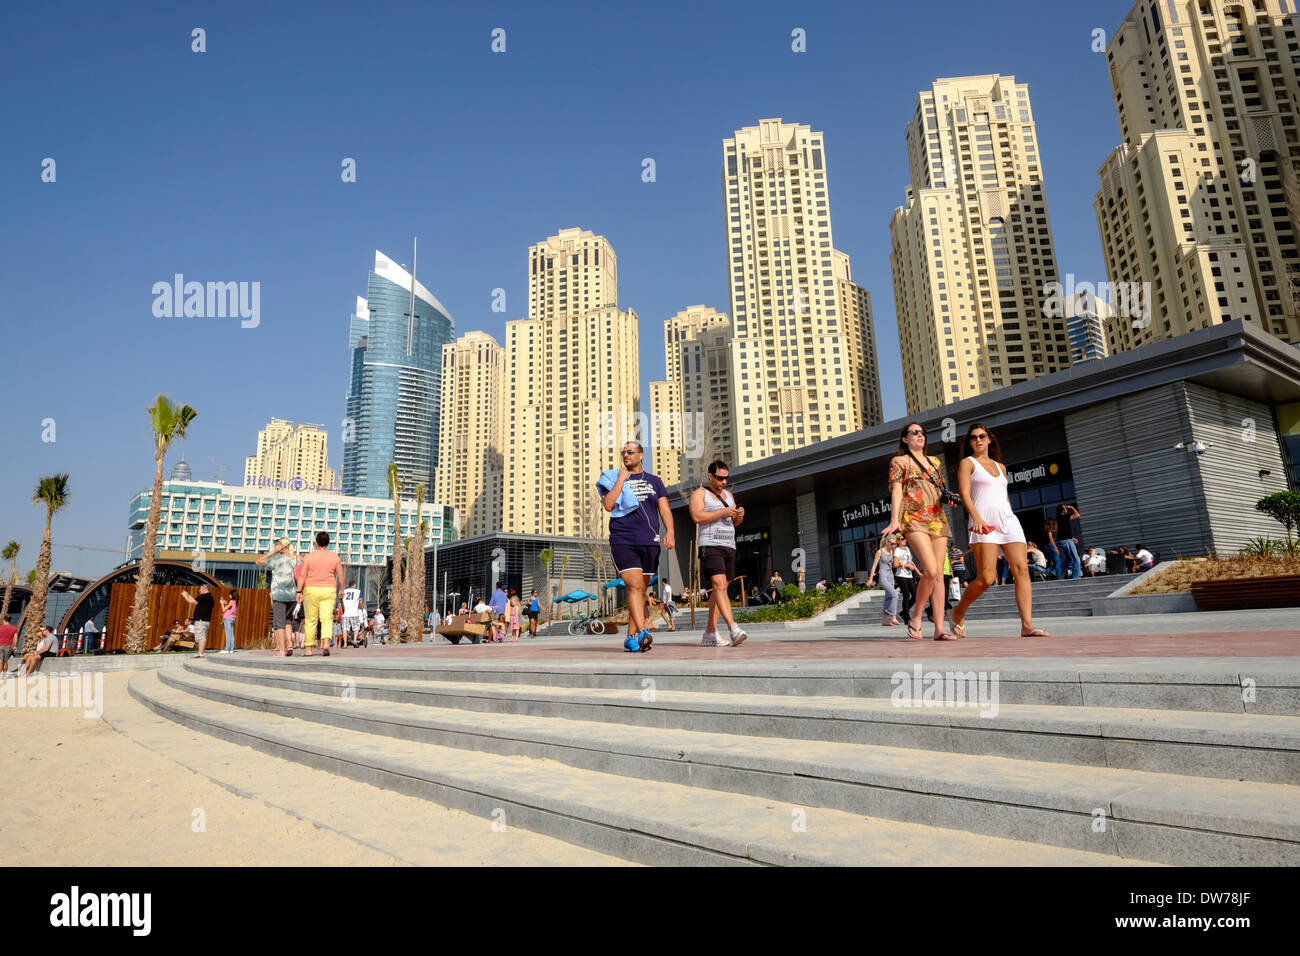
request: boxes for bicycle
[567,612,606,636]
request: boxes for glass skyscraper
[343,250,455,499]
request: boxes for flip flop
[1020,627,1051,637]
[906,623,924,640]
[951,622,967,638]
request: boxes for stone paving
[262,607,1298,662]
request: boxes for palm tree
[539,548,554,629]
[400,484,427,642]
[387,463,404,626]
[557,553,570,619]
[23,475,70,651]
[125,395,197,653]
[0,541,19,624]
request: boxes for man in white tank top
[688,460,749,648]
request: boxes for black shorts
[526,610,539,620]
[699,545,736,582]
[610,541,659,576]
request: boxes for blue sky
[1,0,1136,578]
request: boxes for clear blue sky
[0,0,1135,578]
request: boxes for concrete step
[127,669,1141,867]
[169,662,1300,783]
[199,654,1300,715]
[143,664,1300,864]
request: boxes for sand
[0,671,630,866]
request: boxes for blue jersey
[597,471,667,545]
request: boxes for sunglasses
[971,434,989,441]
[621,449,639,455]
[713,475,729,483]
[907,429,925,436]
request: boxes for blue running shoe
[637,629,653,653]
[624,633,640,652]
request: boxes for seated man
[1026,542,1048,580]
[19,626,57,677]
[153,619,182,652]
[1134,544,1155,571]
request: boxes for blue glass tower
[343,249,455,499]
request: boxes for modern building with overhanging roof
[666,320,1300,589]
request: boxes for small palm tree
[0,540,19,624]
[387,463,404,623]
[125,395,197,653]
[23,475,70,650]
[400,484,427,642]
[539,548,554,628]
[557,553,570,619]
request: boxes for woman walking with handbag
[948,424,1050,638]
[881,422,957,640]
[867,533,902,626]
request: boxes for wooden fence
[103,583,272,651]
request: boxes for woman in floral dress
[881,422,956,640]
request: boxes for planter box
[1190,575,1300,611]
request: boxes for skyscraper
[1095,0,1300,354]
[890,76,1070,415]
[723,119,881,464]
[243,419,338,492]
[342,250,455,499]
[505,228,640,537]
[1064,293,1111,364]
[436,331,506,538]
[650,305,734,485]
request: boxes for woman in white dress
[949,424,1050,638]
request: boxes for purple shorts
[610,541,659,577]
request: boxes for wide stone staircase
[124,654,1300,866]
[831,574,1141,625]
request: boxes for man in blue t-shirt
[489,583,508,616]
[596,441,675,653]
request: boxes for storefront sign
[735,528,769,545]
[1003,454,1072,487]
[838,497,892,529]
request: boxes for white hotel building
[126,461,448,598]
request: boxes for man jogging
[596,441,674,653]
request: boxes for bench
[436,613,489,645]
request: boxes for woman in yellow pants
[295,531,344,657]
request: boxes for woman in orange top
[881,422,955,641]
[295,530,344,656]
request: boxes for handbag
[907,450,962,508]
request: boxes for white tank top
[698,488,736,549]
[967,456,1015,525]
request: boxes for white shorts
[969,513,1026,546]
[342,615,363,631]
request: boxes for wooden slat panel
[1191,575,1300,610]
[104,583,271,651]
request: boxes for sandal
[1020,627,1050,637]
[906,622,924,640]
[951,622,967,639]
[934,631,959,641]
[285,648,293,657]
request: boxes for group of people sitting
[1013,542,1156,582]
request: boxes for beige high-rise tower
[435,331,506,538]
[1095,0,1300,353]
[505,228,640,537]
[890,76,1070,414]
[723,119,882,464]
[649,305,735,487]
[243,419,337,492]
